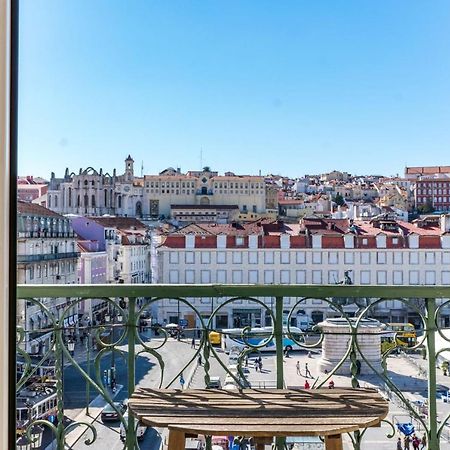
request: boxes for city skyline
[18,1,450,178]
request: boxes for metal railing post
[274,296,285,449]
[126,297,137,449]
[426,298,438,449]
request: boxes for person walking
[259,360,263,372]
[255,360,259,372]
[404,435,411,450]
[412,434,420,450]
[197,354,202,366]
[305,362,312,378]
[296,361,301,375]
[191,337,196,349]
[304,380,310,389]
[420,433,427,449]
[397,437,403,450]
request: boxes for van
[206,376,221,389]
[119,413,147,441]
[185,438,205,449]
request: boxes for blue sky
[18,1,450,179]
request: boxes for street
[42,337,450,450]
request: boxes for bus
[221,326,303,353]
[16,382,57,436]
[381,323,417,353]
[387,323,417,347]
[208,331,222,346]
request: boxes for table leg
[168,429,185,450]
[325,434,343,450]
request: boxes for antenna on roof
[141,161,144,177]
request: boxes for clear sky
[18,1,450,179]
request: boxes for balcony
[15,284,450,449]
[16,252,81,263]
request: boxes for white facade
[155,238,450,329]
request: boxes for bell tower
[125,155,134,182]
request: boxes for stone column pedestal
[317,318,384,375]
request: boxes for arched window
[68,187,72,207]
[104,189,108,207]
[77,195,81,207]
[48,195,52,208]
[91,195,96,207]
[118,196,122,208]
[84,194,89,207]
[54,196,58,207]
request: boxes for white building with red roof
[153,215,450,329]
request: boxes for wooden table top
[128,388,389,437]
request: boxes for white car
[119,413,147,441]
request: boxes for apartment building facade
[17,201,79,354]
[154,215,450,329]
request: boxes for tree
[417,199,434,214]
[333,193,345,207]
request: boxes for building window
[264,270,275,284]
[201,270,211,283]
[217,251,226,264]
[312,270,322,284]
[169,252,179,264]
[312,252,322,264]
[185,252,195,264]
[248,252,258,264]
[409,270,420,285]
[280,270,290,284]
[344,252,354,264]
[377,271,387,285]
[296,252,306,264]
[409,252,419,265]
[185,270,195,283]
[442,271,450,285]
[377,252,386,264]
[393,271,403,285]
[201,252,211,264]
[169,270,179,283]
[249,270,258,283]
[232,270,243,283]
[393,252,403,264]
[280,252,290,264]
[360,271,371,284]
[216,270,227,283]
[328,252,338,264]
[328,270,339,284]
[264,252,274,264]
[296,270,306,283]
[360,252,370,264]
[425,252,436,264]
[232,252,243,264]
[425,271,436,285]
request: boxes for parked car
[101,402,126,421]
[119,412,147,441]
[206,376,221,389]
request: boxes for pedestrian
[191,337,196,349]
[420,433,426,449]
[245,355,249,367]
[412,434,419,450]
[328,380,335,389]
[397,437,403,450]
[304,380,310,389]
[259,360,263,372]
[179,373,185,389]
[255,360,259,372]
[404,435,411,450]
[198,354,202,366]
[296,361,301,376]
[305,362,312,378]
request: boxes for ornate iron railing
[15,284,450,449]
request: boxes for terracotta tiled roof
[17,200,62,218]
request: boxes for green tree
[333,193,345,206]
[417,199,434,214]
